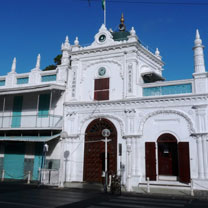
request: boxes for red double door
[145,134,190,183]
[83,118,117,183]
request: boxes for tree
[43,54,62,71]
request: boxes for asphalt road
[0,183,208,208]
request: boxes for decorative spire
[194,29,202,46]
[35,54,41,69]
[119,13,126,31]
[74,37,79,46]
[120,13,124,24]
[65,36,69,44]
[130,27,136,36]
[61,36,71,51]
[193,29,205,73]
[61,36,71,65]
[155,48,161,60]
[155,48,160,56]
[11,57,16,73]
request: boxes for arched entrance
[157,134,178,177]
[83,118,117,183]
[145,133,191,183]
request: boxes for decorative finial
[196,29,200,39]
[61,35,71,51]
[36,54,41,69]
[120,13,124,24]
[155,48,160,56]
[194,29,202,46]
[74,37,79,46]
[11,57,16,72]
[65,36,69,44]
[119,13,126,31]
[130,27,136,36]
[155,48,162,60]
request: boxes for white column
[202,135,208,179]
[126,138,132,191]
[196,136,204,179]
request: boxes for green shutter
[11,96,23,128]
[38,94,50,118]
[33,143,43,180]
[4,142,25,179]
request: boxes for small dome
[111,30,130,41]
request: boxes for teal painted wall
[143,83,192,97]
[11,96,23,128]
[32,143,43,180]
[41,74,56,82]
[17,77,29,84]
[38,94,50,118]
[4,142,25,179]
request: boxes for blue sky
[0,0,208,80]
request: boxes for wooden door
[178,142,190,183]
[145,142,156,180]
[158,142,178,176]
[84,118,117,183]
[157,134,178,176]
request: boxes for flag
[102,0,105,10]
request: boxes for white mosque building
[0,15,207,192]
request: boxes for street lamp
[40,143,49,184]
[101,128,111,193]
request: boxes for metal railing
[40,169,59,186]
[0,114,63,129]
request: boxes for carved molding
[83,59,123,79]
[65,94,208,108]
[79,113,125,136]
[138,109,196,135]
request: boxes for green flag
[102,0,105,10]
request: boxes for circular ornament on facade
[98,67,106,76]
[188,110,194,115]
[102,129,111,137]
[98,34,106,43]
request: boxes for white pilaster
[131,137,136,176]
[202,135,208,178]
[196,136,204,179]
[126,138,132,191]
[135,138,140,175]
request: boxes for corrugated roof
[0,133,60,142]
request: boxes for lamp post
[101,128,111,193]
[59,131,68,187]
[40,143,49,184]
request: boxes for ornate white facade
[0,17,207,192]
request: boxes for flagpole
[104,0,106,26]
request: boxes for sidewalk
[63,181,208,200]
